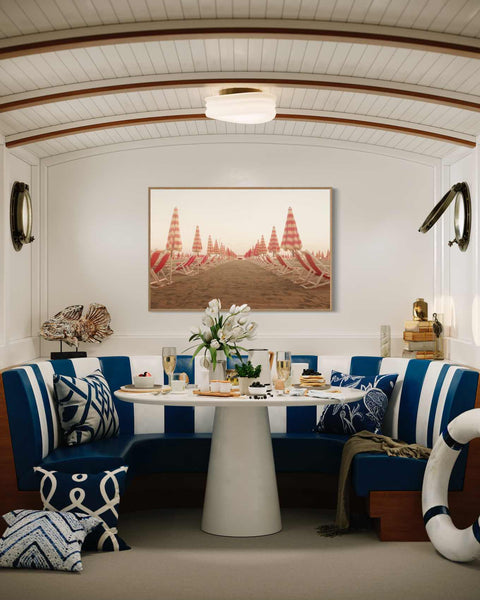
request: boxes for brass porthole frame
[10,181,34,252]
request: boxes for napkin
[307,389,345,401]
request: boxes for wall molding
[40,135,442,168]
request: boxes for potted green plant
[235,361,262,395]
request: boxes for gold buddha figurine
[413,298,428,321]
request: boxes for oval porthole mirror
[418,182,471,252]
[10,181,34,252]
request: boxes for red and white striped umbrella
[268,226,280,253]
[207,235,214,254]
[213,239,220,254]
[258,235,267,254]
[192,226,202,253]
[281,206,302,250]
[166,206,183,252]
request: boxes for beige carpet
[1,509,479,600]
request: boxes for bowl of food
[133,372,154,388]
[248,382,269,396]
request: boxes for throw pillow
[0,509,100,572]
[53,368,119,446]
[34,465,130,552]
[330,371,398,399]
[315,388,389,435]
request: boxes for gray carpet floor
[1,509,479,600]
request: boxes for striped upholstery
[2,354,478,493]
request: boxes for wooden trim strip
[2,77,480,114]
[2,26,480,60]
[5,113,474,148]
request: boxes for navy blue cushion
[34,466,130,552]
[330,371,398,399]
[315,389,389,435]
[54,369,120,446]
[0,509,100,572]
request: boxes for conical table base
[201,406,282,537]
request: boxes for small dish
[248,385,269,396]
[133,375,154,388]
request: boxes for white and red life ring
[422,408,480,562]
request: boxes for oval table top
[114,386,365,407]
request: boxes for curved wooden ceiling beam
[2,20,480,60]
[5,111,475,149]
[2,73,480,114]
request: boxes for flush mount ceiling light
[205,88,276,125]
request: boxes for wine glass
[162,347,177,386]
[276,351,291,388]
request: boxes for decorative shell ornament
[40,303,113,348]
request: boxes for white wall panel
[43,142,434,357]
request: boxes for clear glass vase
[204,350,227,382]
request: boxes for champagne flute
[162,347,177,387]
[276,351,291,388]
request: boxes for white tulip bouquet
[187,299,258,368]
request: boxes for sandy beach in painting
[150,259,331,310]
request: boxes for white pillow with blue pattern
[0,509,100,572]
[53,369,119,446]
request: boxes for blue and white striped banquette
[2,355,478,498]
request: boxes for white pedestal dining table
[114,387,364,537]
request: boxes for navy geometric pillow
[0,509,100,572]
[53,369,119,446]
[330,371,398,400]
[34,466,130,552]
[315,388,389,435]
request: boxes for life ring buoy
[422,408,480,562]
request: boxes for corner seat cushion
[272,433,349,473]
[351,448,468,497]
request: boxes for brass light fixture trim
[10,181,34,252]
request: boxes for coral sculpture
[40,304,113,348]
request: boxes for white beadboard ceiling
[1,1,480,159]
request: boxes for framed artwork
[149,188,332,311]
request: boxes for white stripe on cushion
[415,361,447,447]
[70,357,101,377]
[379,357,410,439]
[36,361,60,449]
[22,366,50,459]
[129,356,165,434]
[432,366,462,444]
[318,356,352,383]
[268,406,287,433]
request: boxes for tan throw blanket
[318,430,431,536]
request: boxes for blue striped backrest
[317,355,479,447]
[4,354,477,489]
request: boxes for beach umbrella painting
[258,235,267,255]
[192,226,202,254]
[268,227,280,254]
[213,239,220,254]
[281,206,302,251]
[166,207,183,253]
[166,206,182,281]
[207,235,213,254]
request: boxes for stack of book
[402,320,439,359]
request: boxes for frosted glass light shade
[205,91,276,125]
